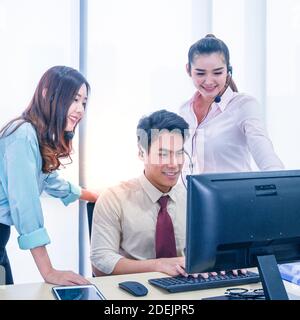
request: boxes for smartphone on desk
[52,284,106,300]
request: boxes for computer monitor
[185,170,300,300]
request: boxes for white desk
[0,271,300,300]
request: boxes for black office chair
[0,265,5,285]
[86,202,95,241]
[87,202,96,277]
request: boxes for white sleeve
[90,189,124,274]
[237,97,284,171]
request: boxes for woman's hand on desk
[30,246,90,285]
[43,268,90,286]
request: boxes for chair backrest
[0,265,5,285]
[86,202,95,241]
[86,202,96,277]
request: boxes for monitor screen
[185,170,300,299]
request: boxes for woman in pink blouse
[179,34,284,176]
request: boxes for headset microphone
[214,95,221,103]
[213,66,232,104]
[64,131,74,140]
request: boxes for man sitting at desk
[90,109,189,277]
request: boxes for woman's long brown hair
[0,66,90,173]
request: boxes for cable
[181,149,194,189]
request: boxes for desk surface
[1,270,300,300]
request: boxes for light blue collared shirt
[0,122,81,250]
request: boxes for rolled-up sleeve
[44,171,81,206]
[90,190,124,274]
[4,137,50,250]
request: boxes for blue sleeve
[3,137,50,250]
[44,171,81,206]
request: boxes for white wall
[1,0,81,284]
[212,0,300,170]
[85,0,207,190]
[266,0,300,169]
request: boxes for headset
[213,65,233,103]
[180,150,194,188]
[64,131,75,140]
[181,65,233,188]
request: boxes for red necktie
[155,195,177,258]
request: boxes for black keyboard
[148,271,260,293]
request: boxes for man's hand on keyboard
[187,269,248,279]
[186,272,218,279]
[218,269,248,276]
[231,269,248,275]
[148,270,260,293]
[156,257,188,277]
[157,257,249,278]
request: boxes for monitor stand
[257,254,289,300]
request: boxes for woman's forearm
[30,246,53,280]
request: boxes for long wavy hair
[0,66,90,173]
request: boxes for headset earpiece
[214,65,233,103]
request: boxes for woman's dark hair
[0,66,90,173]
[136,109,189,152]
[187,34,238,92]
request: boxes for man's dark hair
[136,109,189,152]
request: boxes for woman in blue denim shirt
[0,66,98,285]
